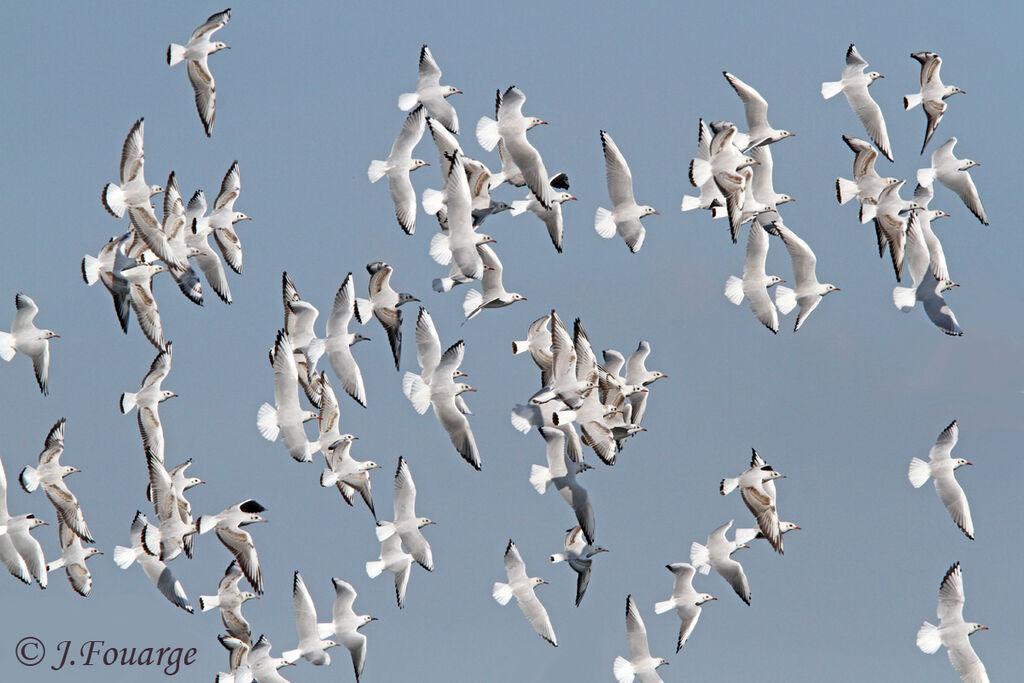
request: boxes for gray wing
[517,586,557,646]
[187,57,216,137]
[42,482,92,543]
[934,470,973,538]
[601,130,635,207]
[740,485,782,553]
[435,395,481,470]
[845,83,892,162]
[923,285,964,336]
[216,526,262,594]
[717,556,750,605]
[625,595,652,660]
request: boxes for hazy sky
[1,1,1020,681]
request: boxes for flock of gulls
[0,7,996,683]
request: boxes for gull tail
[0,332,13,362]
[256,403,280,441]
[113,545,136,569]
[476,117,500,152]
[690,542,711,574]
[821,80,843,99]
[492,581,514,605]
[511,340,530,355]
[549,553,567,564]
[859,200,878,224]
[18,466,40,492]
[353,297,373,325]
[916,621,942,653]
[316,623,336,640]
[198,595,219,612]
[654,598,676,615]
[775,285,796,315]
[689,158,711,188]
[320,467,339,488]
[422,188,445,215]
[836,177,859,205]
[904,92,923,110]
[907,457,931,488]
[529,464,552,494]
[215,674,235,683]
[893,285,917,312]
[281,648,302,664]
[432,277,453,293]
[120,392,138,414]
[724,276,744,306]
[367,160,388,183]
[366,559,385,578]
[509,199,531,217]
[428,232,452,266]
[463,289,483,320]
[594,207,616,239]
[397,92,419,111]
[196,515,219,536]
[82,255,101,285]
[404,373,431,414]
[45,558,65,572]
[720,477,740,495]
[551,409,576,426]
[680,194,703,212]
[916,167,937,187]
[375,521,397,541]
[167,43,186,66]
[613,655,635,683]
[102,183,127,218]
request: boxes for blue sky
[0,1,1020,681]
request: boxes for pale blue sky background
[1,1,1021,681]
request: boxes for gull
[320,433,380,519]
[720,448,786,554]
[509,178,576,253]
[120,343,176,462]
[724,222,785,334]
[159,172,204,305]
[167,8,231,136]
[281,273,327,409]
[46,520,101,596]
[196,161,251,275]
[904,51,965,154]
[196,499,268,594]
[477,86,555,209]
[836,135,900,206]
[595,130,658,252]
[317,578,377,682]
[257,331,319,463]
[462,244,526,321]
[510,402,585,465]
[214,635,253,683]
[325,273,371,408]
[405,307,471,416]
[736,521,801,548]
[529,427,596,543]
[771,222,840,332]
[748,145,795,213]
[375,457,436,570]
[916,562,989,683]
[821,44,892,162]
[654,562,716,653]
[112,511,194,613]
[625,340,668,425]
[893,214,963,336]
[121,263,169,351]
[145,448,197,561]
[493,540,557,646]
[690,520,752,605]
[101,118,165,220]
[723,71,794,148]
[354,262,419,370]
[404,350,482,470]
[861,180,924,282]
[557,319,618,462]
[549,525,608,606]
[368,106,429,234]
[200,560,260,645]
[613,595,669,683]
[184,188,233,304]
[283,571,339,666]
[428,147,497,281]
[909,420,974,538]
[248,635,296,683]
[398,45,461,134]
[0,293,60,395]
[512,313,554,387]
[690,122,758,242]
[22,421,91,545]
[0,453,48,587]
[421,116,508,223]
[81,233,137,333]
[909,182,952,281]
[366,533,414,609]
[682,118,726,214]
[917,138,988,225]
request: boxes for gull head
[959,159,980,171]
[867,71,884,81]
[359,615,378,628]
[398,293,420,306]
[212,42,230,54]
[240,592,260,603]
[696,593,717,605]
[452,370,468,379]
[823,284,840,295]
[184,476,204,490]
[775,130,795,140]
[62,465,80,477]
[555,192,576,204]
[776,194,795,205]
[509,293,527,303]
[930,210,950,221]
[655,658,670,668]
[233,212,251,223]
[42,329,60,340]
[475,233,497,245]
[455,383,476,395]
[361,461,382,471]
[779,522,802,533]
[411,159,430,171]
[300,410,319,423]
[587,545,609,557]
[532,577,548,586]
[954,457,972,469]
[767,275,786,288]
[489,201,512,214]
[350,334,371,345]
[938,279,959,292]
[527,117,547,130]
[149,185,165,196]
[417,517,436,528]
[334,433,358,444]
[84,547,103,559]
[968,623,988,635]
[160,390,178,402]
[641,205,659,217]
[25,514,47,530]
[443,86,462,97]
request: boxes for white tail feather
[197,515,218,536]
[549,553,567,564]
[594,207,616,238]
[113,545,136,569]
[904,92,923,110]
[859,201,877,224]
[821,80,844,99]
[120,392,137,414]
[281,648,301,664]
[167,43,186,66]
[375,521,397,541]
[432,277,452,293]
[916,621,942,653]
[720,477,739,495]
[463,289,483,319]
[690,542,711,573]
[401,371,421,401]
[256,403,280,441]
[406,375,431,415]
[724,276,744,305]
[511,340,529,355]
[552,409,575,426]
[475,117,500,152]
[509,200,530,216]
[320,468,338,488]
[893,286,917,311]
[775,285,796,315]
[353,298,373,325]
[689,158,712,187]
[907,457,931,488]
[367,160,388,183]
[82,255,101,285]
[836,177,859,205]
[428,232,452,265]
[366,559,385,578]
[916,167,937,187]
[529,464,551,494]
[492,581,514,605]
[102,183,127,218]
[613,655,635,683]
[654,599,675,615]
[397,92,419,111]
[45,558,65,572]
[0,332,14,362]
[422,188,445,215]
[19,466,39,492]
[199,595,219,612]
[680,194,702,212]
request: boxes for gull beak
[467,387,477,392]
[454,90,463,95]
[980,626,988,630]
[53,334,61,338]
[652,210,660,215]
[369,617,379,621]
[40,521,49,526]
[539,121,548,125]
[794,526,802,530]
[951,283,960,287]
[539,579,548,584]
[709,596,717,600]
[878,74,885,78]
[966,462,973,466]
[423,162,431,167]
[569,196,578,201]
[742,544,751,549]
